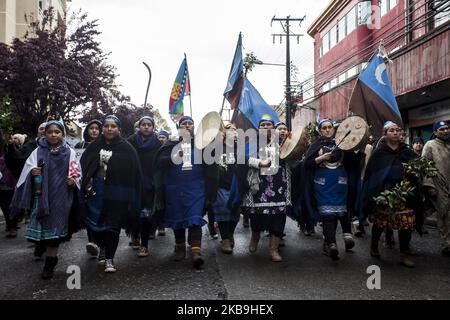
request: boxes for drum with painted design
[280,127,309,161]
[335,116,369,152]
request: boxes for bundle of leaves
[243,52,259,76]
[306,122,320,142]
[405,157,438,180]
[373,180,415,214]
[373,158,438,214]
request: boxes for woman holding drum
[304,118,362,261]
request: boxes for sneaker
[86,242,99,258]
[97,248,106,264]
[104,259,116,273]
[400,254,415,268]
[138,247,149,257]
[343,233,355,251]
[210,234,219,240]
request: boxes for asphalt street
[0,215,449,300]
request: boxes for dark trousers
[92,230,120,260]
[174,226,202,248]
[322,214,352,245]
[140,218,151,248]
[372,226,411,253]
[218,221,238,240]
[207,210,216,236]
[0,190,18,230]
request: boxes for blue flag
[224,33,280,129]
[349,50,403,137]
[237,79,280,129]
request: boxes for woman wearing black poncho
[80,115,143,273]
[361,121,422,268]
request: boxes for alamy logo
[66,265,81,290]
[366,265,381,290]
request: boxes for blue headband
[178,116,194,126]
[383,121,397,130]
[138,115,155,126]
[158,130,170,139]
[259,114,275,126]
[318,119,333,129]
[45,119,65,133]
[275,121,287,129]
[104,115,121,127]
[433,121,448,132]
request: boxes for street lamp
[254,60,286,67]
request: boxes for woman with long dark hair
[80,115,142,273]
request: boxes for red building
[305,0,450,140]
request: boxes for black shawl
[303,137,363,221]
[79,135,143,229]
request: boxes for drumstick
[336,130,352,149]
[330,130,352,154]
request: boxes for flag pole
[346,46,380,117]
[221,32,242,117]
[184,53,193,117]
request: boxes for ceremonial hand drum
[194,111,223,150]
[335,116,369,152]
[280,127,309,161]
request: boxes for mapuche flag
[224,33,279,129]
[348,50,402,138]
[169,57,191,120]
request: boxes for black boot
[42,256,58,280]
[34,243,46,260]
[370,236,380,258]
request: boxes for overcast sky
[69,0,330,130]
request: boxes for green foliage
[405,157,438,180]
[373,158,437,214]
[0,96,20,135]
[306,122,320,142]
[243,52,260,76]
[373,180,415,214]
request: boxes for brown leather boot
[173,243,186,261]
[221,239,233,254]
[249,232,260,253]
[269,236,282,262]
[191,246,204,269]
[401,253,415,268]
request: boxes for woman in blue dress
[154,116,218,269]
[304,119,360,261]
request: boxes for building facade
[305,0,450,140]
[1,0,69,44]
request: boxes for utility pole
[271,15,305,130]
